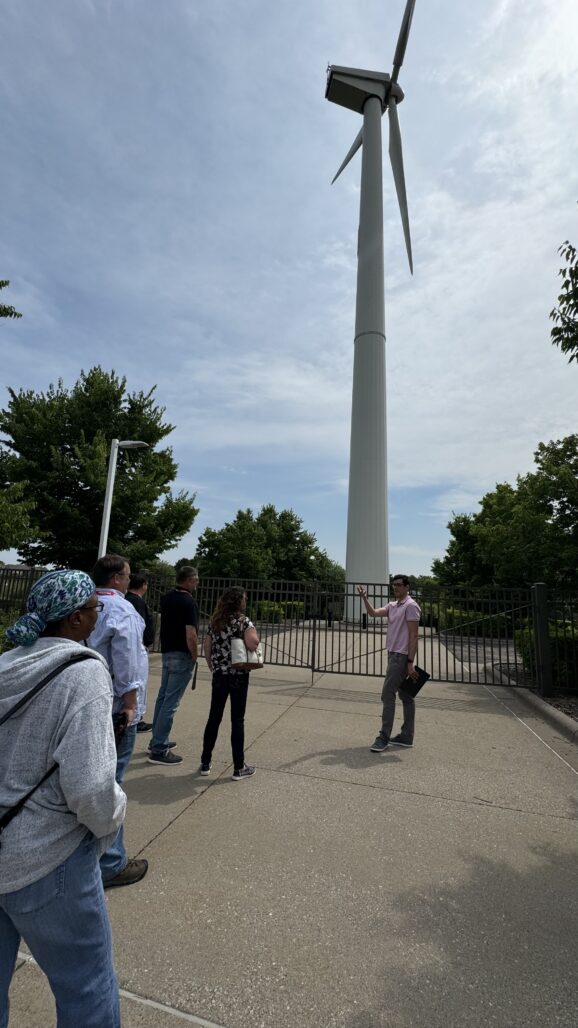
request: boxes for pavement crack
[256,764,578,823]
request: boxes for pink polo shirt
[385,597,421,654]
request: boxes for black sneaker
[136,721,153,733]
[389,735,413,748]
[147,750,183,766]
[103,858,148,889]
[232,765,256,781]
[147,740,177,752]
[370,736,389,753]
[200,762,212,776]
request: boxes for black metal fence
[1,568,577,696]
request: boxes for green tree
[431,513,494,587]
[194,504,344,583]
[175,557,197,573]
[0,481,34,551]
[432,435,578,589]
[0,280,22,320]
[0,367,198,570]
[550,233,578,362]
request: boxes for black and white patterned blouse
[207,615,255,676]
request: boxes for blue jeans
[99,722,137,882]
[0,833,120,1028]
[150,652,194,754]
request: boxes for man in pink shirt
[357,575,421,753]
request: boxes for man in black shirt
[125,572,156,733]
[147,566,199,767]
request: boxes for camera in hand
[112,711,129,747]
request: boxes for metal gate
[190,579,540,688]
[3,569,575,695]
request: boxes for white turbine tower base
[326,0,416,619]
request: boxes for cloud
[1,0,577,576]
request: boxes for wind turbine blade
[331,128,363,184]
[388,99,413,274]
[391,0,417,82]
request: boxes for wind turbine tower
[326,0,416,605]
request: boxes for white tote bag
[230,637,265,671]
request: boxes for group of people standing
[0,562,418,1027]
[0,559,261,1026]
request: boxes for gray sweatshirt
[0,637,127,893]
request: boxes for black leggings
[201,671,249,771]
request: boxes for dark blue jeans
[0,833,120,1028]
[201,671,249,771]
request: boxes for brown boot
[103,858,148,889]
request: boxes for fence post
[309,582,318,684]
[531,582,552,697]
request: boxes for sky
[1,0,577,576]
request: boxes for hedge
[437,606,510,638]
[515,623,578,694]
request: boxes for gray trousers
[380,651,415,742]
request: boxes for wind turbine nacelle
[325,66,391,114]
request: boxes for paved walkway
[9,657,578,1027]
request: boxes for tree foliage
[0,367,198,570]
[0,481,34,551]
[0,280,22,320]
[432,436,578,589]
[194,504,345,583]
[550,233,578,362]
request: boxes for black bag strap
[0,651,98,840]
[0,765,60,835]
[0,651,96,726]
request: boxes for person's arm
[110,610,145,723]
[406,620,419,678]
[356,586,389,618]
[243,623,260,651]
[55,686,127,840]
[143,605,155,648]
[186,625,198,661]
[203,632,213,671]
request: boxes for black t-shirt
[160,589,199,653]
[125,592,155,648]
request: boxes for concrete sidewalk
[9,658,578,1027]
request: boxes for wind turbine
[326,0,416,612]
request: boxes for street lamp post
[97,438,149,558]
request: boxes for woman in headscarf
[0,569,126,1028]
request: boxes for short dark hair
[129,572,148,591]
[392,574,409,586]
[92,554,128,587]
[176,565,198,584]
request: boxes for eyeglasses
[82,601,104,613]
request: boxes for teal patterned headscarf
[6,570,96,647]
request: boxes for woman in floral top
[201,587,260,781]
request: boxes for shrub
[284,601,305,620]
[0,609,19,655]
[255,600,285,623]
[438,606,509,638]
[516,623,578,694]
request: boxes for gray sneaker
[370,736,388,753]
[389,735,413,748]
[147,750,183,767]
[232,765,256,781]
